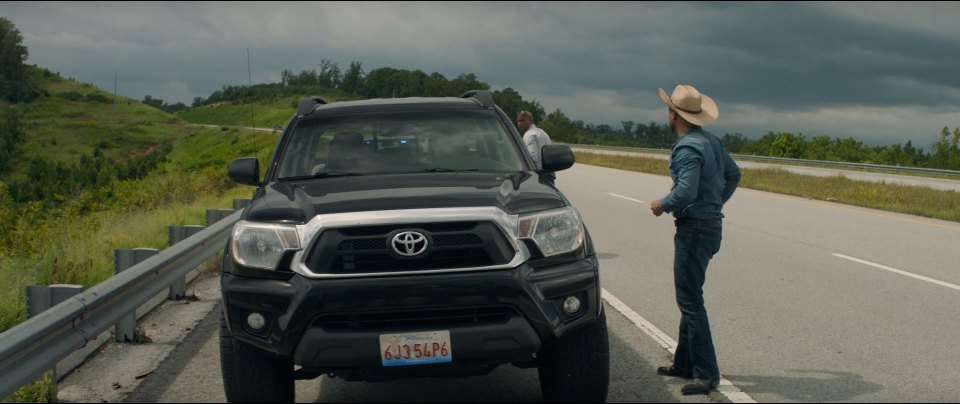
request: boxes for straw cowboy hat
[658,85,718,126]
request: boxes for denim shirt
[660,127,741,219]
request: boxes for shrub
[59,91,82,101]
[85,93,111,104]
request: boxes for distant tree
[163,102,188,113]
[448,73,489,96]
[541,108,580,143]
[141,95,165,109]
[340,61,365,94]
[0,18,43,103]
[620,121,635,138]
[317,59,342,88]
[422,72,447,96]
[770,131,806,158]
[830,137,865,163]
[741,132,778,156]
[491,87,543,125]
[805,135,831,161]
[720,133,748,153]
[951,128,960,170]
[192,96,204,108]
[929,126,960,169]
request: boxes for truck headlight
[518,207,584,257]
[231,221,301,269]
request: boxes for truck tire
[538,310,610,403]
[220,313,295,403]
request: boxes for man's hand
[650,199,664,217]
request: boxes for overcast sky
[4,1,960,148]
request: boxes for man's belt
[674,218,722,228]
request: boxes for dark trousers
[671,224,722,379]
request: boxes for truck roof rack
[460,90,494,109]
[297,96,328,116]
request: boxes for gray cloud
[3,1,959,147]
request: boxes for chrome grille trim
[290,207,529,278]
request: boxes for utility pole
[114,72,118,106]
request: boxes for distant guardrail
[0,208,243,399]
[567,144,960,178]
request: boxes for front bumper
[221,255,599,372]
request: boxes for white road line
[601,288,757,403]
[607,192,646,204]
[832,253,960,291]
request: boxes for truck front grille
[304,221,514,275]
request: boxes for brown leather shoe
[681,378,719,395]
[656,365,693,379]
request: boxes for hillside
[1,72,194,183]
[0,69,278,340]
[175,93,359,128]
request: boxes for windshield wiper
[423,168,481,173]
[278,171,363,181]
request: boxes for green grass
[0,120,277,401]
[5,75,190,183]
[0,126,276,333]
[2,373,54,403]
[176,93,362,128]
[575,152,960,223]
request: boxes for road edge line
[601,288,757,403]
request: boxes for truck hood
[243,172,568,223]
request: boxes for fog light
[562,296,581,314]
[247,312,266,330]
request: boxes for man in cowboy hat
[650,84,741,395]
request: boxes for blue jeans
[671,224,722,379]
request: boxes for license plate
[379,330,452,367]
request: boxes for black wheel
[538,310,610,403]
[220,312,295,403]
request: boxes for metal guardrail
[567,143,960,177]
[0,209,242,399]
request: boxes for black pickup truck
[220,90,608,402]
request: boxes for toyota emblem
[391,231,429,257]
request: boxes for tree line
[165,58,957,170]
[0,18,44,104]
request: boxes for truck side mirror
[540,145,575,172]
[228,158,261,186]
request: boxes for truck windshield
[276,110,527,179]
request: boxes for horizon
[4,2,959,148]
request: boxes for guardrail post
[26,284,85,319]
[114,248,158,342]
[24,284,84,388]
[206,208,236,227]
[25,285,51,320]
[233,198,251,210]
[167,225,205,300]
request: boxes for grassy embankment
[175,93,363,129]
[0,76,278,337]
[1,75,283,402]
[575,152,960,223]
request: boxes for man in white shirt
[516,110,556,185]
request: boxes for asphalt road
[558,163,960,402]
[122,297,719,403]
[111,162,960,403]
